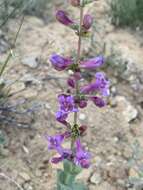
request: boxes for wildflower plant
[47,0,110,189]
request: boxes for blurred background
[0,0,143,190]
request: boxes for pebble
[23,183,33,190]
[10,82,25,93]
[115,96,138,122]
[19,172,31,182]
[90,173,102,185]
[22,55,39,69]
[129,168,139,178]
[79,113,86,120]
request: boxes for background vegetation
[110,0,143,28]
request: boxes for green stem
[71,2,84,151]
[0,16,24,77]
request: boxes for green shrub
[0,0,51,27]
[110,0,143,28]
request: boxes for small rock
[10,82,25,93]
[94,156,102,167]
[113,136,119,143]
[122,146,132,159]
[22,55,39,69]
[19,172,31,182]
[90,173,102,185]
[22,146,29,154]
[115,96,138,122]
[129,168,139,178]
[23,183,33,190]
[79,113,86,120]
[111,86,117,95]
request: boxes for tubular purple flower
[81,72,110,96]
[95,72,110,96]
[74,139,90,168]
[82,14,93,30]
[58,94,78,113]
[90,96,106,107]
[51,147,72,164]
[52,145,72,164]
[80,56,104,69]
[56,111,68,122]
[56,10,74,26]
[46,134,65,150]
[80,83,95,94]
[50,53,73,71]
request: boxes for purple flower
[51,148,72,164]
[56,111,68,122]
[81,72,110,96]
[94,72,110,96]
[74,139,90,168]
[67,77,76,88]
[56,10,74,26]
[46,134,64,150]
[82,14,93,30]
[90,96,106,107]
[78,100,87,108]
[80,56,104,69]
[50,54,73,71]
[58,94,78,113]
[80,84,94,94]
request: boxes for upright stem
[71,4,84,150]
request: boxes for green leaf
[63,172,75,186]
[71,164,82,175]
[72,183,88,190]
[63,160,73,173]
[57,169,75,186]
[57,182,72,190]
[57,169,64,184]
[63,159,82,175]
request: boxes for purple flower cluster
[46,1,110,169]
[46,134,90,168]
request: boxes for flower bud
[83,14,93,30]
[79,100,87,108]
[70,0,80,7]
[50,54,73,71]
[79,125,87,136]
[67,78,75,88]
[56,10,74,26]
[90,96,106,107]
